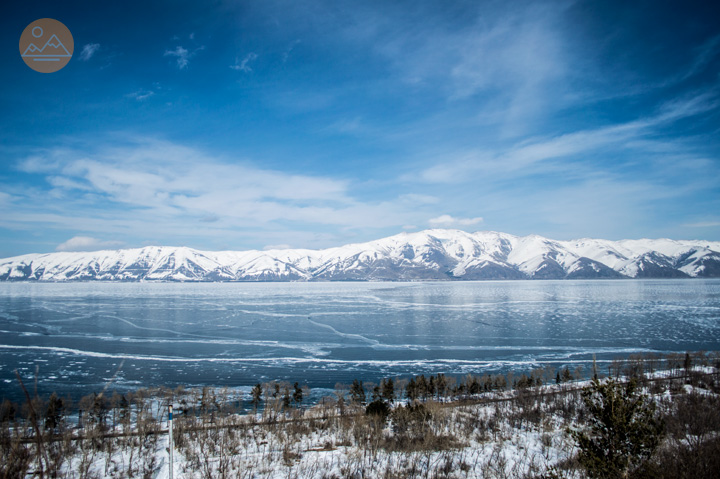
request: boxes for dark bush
[649,436,720,479]
[365,399,390,422]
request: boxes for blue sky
[1,0,719,256]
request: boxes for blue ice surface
[1,279,719,403]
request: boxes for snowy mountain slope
[1,229,719,281]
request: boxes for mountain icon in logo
[22,34,72,60]
[19,18,74,73]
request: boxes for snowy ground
[5,365,719,479]
[64,396,581,479]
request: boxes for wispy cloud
[428,215,483,228]
[79,43,100,61]
[364,2,571,137]
[125,89,155,101]
[5,137,437,248]
[414,91,718,184]
[230,53,258,72]
[56,236,123,252]
[165,46,190,69]
[645,34,720,90]
[164,45,204,70]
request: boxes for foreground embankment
[2,352,720,478]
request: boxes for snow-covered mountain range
[1,230,719,282]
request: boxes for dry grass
[1,353,719,478]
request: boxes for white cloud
[6,138,431,246]
[428,215,483,228]
[165,46,190,69]
[164,46,204,70]
[126,89,155,101]
[56,236,124,252]
[263,244,291,251]
[79,43,100,61]
[230,53,258,72]
[47,176,91,191]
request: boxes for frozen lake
[1,280,719,402]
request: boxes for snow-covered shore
[3,362,719,478]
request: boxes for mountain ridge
[1,229,719,282]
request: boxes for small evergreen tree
[282,387,291,410]
[349,379,366,405]
[118,394,129,420]
[570,378,664,478]
[0,399,16,423]
[371,385,381,402]
[406,377,418,402]
[44,392,64,431]
[365,399,390,422]
[494,374,507,391]
[381,378,395,403]
[435,374,447,399]
[91,393,109,428]
[468,376,480,395]
[417,375,428,399]
[251,383,263,411]
[292,382,303,406]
